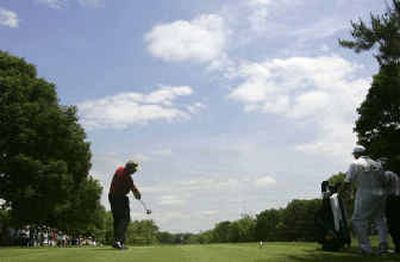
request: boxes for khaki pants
[351,193,387,252]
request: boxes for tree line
[188,199,321,244]
[92,198,322,245]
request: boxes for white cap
[352,145,366,155]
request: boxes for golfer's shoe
[112,241,122,249]
[377,242,389,256]
[359,248,374,256]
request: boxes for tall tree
[339,1,400,173]
[355,65,400,173]
[339,0,400,66]
[0,51,102,230]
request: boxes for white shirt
[345,156,386,196]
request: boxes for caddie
[345,145,388,255]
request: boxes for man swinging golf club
[108,160,142,249]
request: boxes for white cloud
[239,0,300,35]
[158,195,186,206]
[0,8,19,28]
[181,177,241,191]
[186,102,206,114]
[77,0,104,8]
[36,0,66,9]
[78,86,200,129]
[254,176,277,187]
[136,172,280,231]
[214,0,349,58]
[143,174,278,195]
[200,210,218,216]
[246,0,272,33]
[150,148,174,157]
[229,56,370,157]
[249,0,272,5]
[148,211,191,232]
[145,14,227,63]
[289,17,348,42]
[206,53,238,78]
[144,86,193,105]
[36,0,104,8]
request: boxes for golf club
[139,199,152,215]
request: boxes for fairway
[1,243,399,262]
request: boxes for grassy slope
[0,242,399,262]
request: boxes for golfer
[345,145,388,255]
[108,160,141,249]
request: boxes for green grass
[0,242,399,262]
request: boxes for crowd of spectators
[16,225,98,248]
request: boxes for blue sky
[0,0,386,232]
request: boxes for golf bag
[315,181,351,251]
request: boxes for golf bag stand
[315,180,351,251]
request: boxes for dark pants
[109,194,130,244]
[386,195,400,252]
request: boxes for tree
[229,215,255,242]
[339,1,400,173]
[255,208,284,241]
[339,0,400,66]
[327,172,354,218]
[0,51,102,231]
[158,231,176,244]
[212,221,232,243]
[126,220,159,245]
[196,230,213,244]
[57,177,105,234]
[101,211,114,244]
[281,199,321,241]
[355,65,400,173]
[0,209,12,245]
[327,172,346,186]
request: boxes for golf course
[1,1,400,261]
[1,242,399,262]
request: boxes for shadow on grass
[258,249,400,262]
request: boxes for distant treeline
[178,198,321,244]
[92,198,322,245]
[0,197,331,246]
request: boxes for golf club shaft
[139,199,147,210]
[138,199,151,214]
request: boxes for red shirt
[109,166,135,196]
